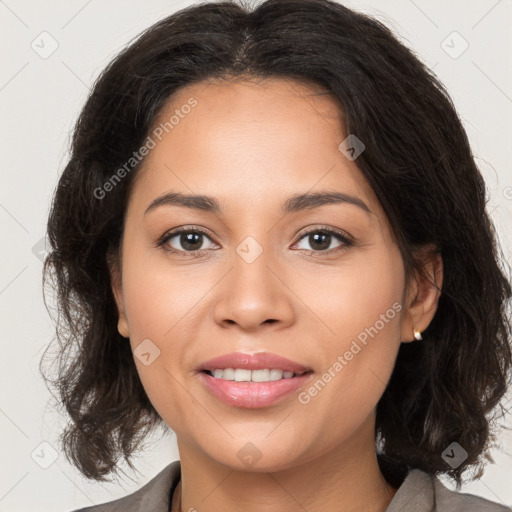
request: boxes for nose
[212,248,295,332]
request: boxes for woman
[41,0,512,510]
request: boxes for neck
[171,420,397,512]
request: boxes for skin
[110,77,443,512]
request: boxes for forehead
[128,77,384,221]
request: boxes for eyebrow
[144,190,373,216]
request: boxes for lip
[196,352,314,409]
[198,351,312,373]
[198,371,314,409]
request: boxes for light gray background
[1,1,511,511]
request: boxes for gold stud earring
[413,328,422,341]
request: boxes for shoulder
[432,476,511,512]
[68,460,181,512]
[387,467,511,511]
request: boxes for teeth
[209,368,303,382]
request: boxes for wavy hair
[41,0,512,485]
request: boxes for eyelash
[156,225,354,257]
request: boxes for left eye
[293,229,351,252]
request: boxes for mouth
[200,368,312,382]
[198,351,312,374]
[198,369,314,408]
[196,352,314,408]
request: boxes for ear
[400,244,443,343]
[107,247,130,338]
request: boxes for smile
[198,370,314,408]
[203,368,308,382]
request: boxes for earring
[413,328,422,341]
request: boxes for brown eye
[158,228,218,253]
[293,227,353,253]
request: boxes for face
[111,77,434,472]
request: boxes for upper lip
[198,352,312,373]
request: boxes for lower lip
[198,371,314,409]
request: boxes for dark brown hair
[41,0,512,486]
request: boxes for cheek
[293,243,404,346]
[121,246,211,342]
[118,245,226,423]
[293,246,404,422]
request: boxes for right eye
[157,227,219,254]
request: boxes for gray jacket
[71,459,511,511]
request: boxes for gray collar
[385,468,435,511]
